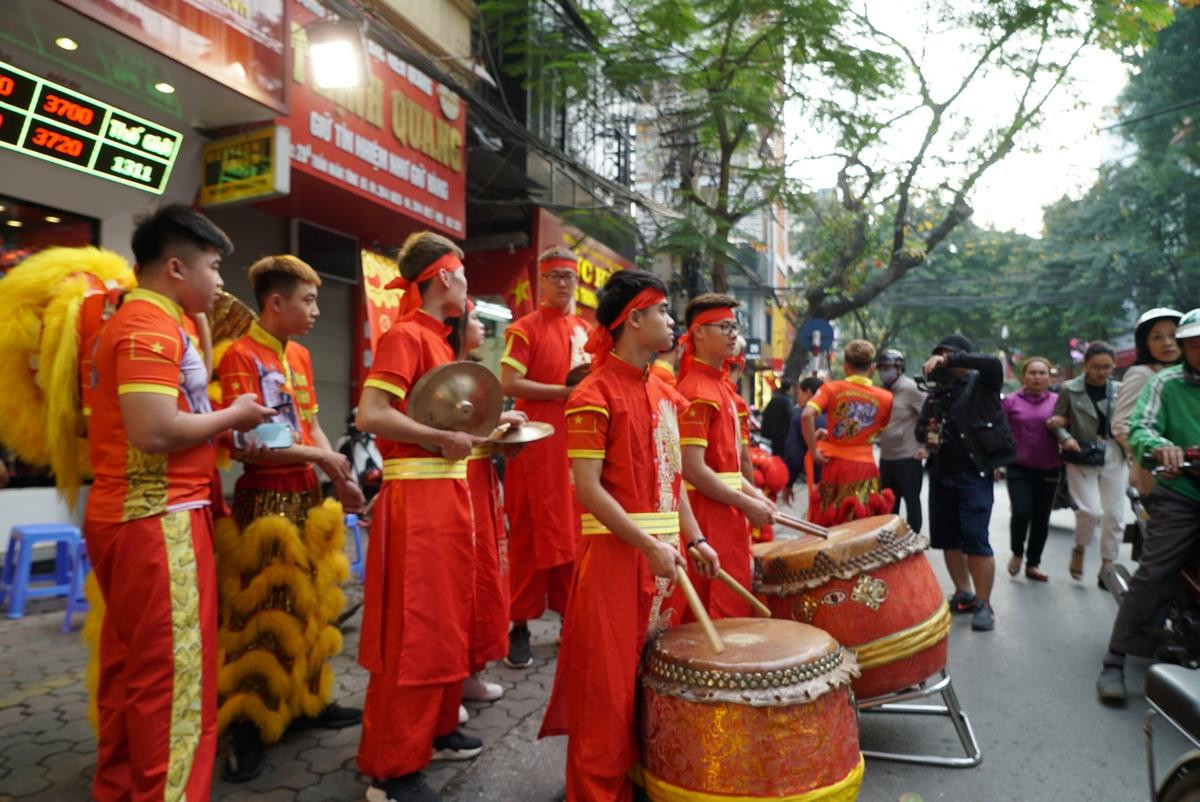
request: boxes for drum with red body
[753,514,950,700]
[639,618,863,801]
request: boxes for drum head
[654,619,836,672]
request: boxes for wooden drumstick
[674,565,724,654]
[688,546,771,618]
[773,512,830,539]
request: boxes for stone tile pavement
[0,590,567,802]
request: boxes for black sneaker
[504,624,533,668]
[948,589,977,614]
[971,600,995,632]
[366,773,441,802]
[290,701,363,732]
[222,721,265,783]
[1097,665,1127,704]
[431,729,483,761]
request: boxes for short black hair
[799,377,824,394]
[131,203,232,267]
[596,270,667,337]
[1084,340,1116,362]
[778,379,793,393]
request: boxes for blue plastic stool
[0,524,82,619]
[62,540,90,632]
[346,514,365,581]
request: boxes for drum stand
[855,669,982,767]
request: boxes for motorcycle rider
[1098,308,1200,703]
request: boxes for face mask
[878,367,899,387]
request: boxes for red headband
[385,252,463,317]
[539,256,578,274]
[679,306,737,379]
[584,288,665,369]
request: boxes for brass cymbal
[488,420,554,445]
[407,361,503,437]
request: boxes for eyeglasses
[701,322,740,336]
[543,270,577,285]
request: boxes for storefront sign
[59,0,287,113]
[0,60,181,193]
[285,1,467,238]
[200,125,290,206]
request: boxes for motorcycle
[333,409,383,505]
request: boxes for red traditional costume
[540,294,689,802]
[677,318,752,620]
[213,321,348,742]
[807,376,895,526]
[84,288,219,801]
[467,443,509,671]
[356,309,475,780]
[501,304,591,620]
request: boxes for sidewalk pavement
[0,590,567,802]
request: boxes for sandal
[1070,547,1085,581]
[1007,555,1021,577]
[1025,566,1049,582]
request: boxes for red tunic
[357,310,474,684]
[501,305,591,572]
[467,444,509,670]
[677,360,751,619]
[540,354,688,796]
[650,359,676,387]
[807,375,894,526]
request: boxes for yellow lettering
[448,126,462,172]
[365,76,383,128]
[578,258,594,284]
[390,91,407,146]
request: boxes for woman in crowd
[1002,357,1060,582]
[1049,342,1127,585]
[1113,308,1182,500]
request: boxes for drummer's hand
[812,449,829,466]
[645,538,686,580]
[440,431,486,461]
[499,410,528,428]
[740,495,774,528]
[691,541,721,579]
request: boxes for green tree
[779,0,1174,380]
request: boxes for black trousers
[1006,464,1059,567]
[1109,486,1200,657]
[880,457,923,533]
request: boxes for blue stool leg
[0,537,15,607]
[10,536,32,619]
[54,541,71,585]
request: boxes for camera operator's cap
[1175,309,1200,340]
[932,334,973,355]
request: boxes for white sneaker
[462,674,504,702]
[458,704,469,725]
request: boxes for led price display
[0,60,182,193]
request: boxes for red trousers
[85,507,217,802]
[358,678,463,779]
[509,555,572,622]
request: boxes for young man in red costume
[649,326,682,387]
[215,254,365,781]
[355,232,523,802]
[677,294,774,619]
[499,246,591,667]
[540,269,720,802]
[447,301,522,703]
[84,204,273,801]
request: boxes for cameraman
[916,335,1016,633]
[1097,309,1200,703]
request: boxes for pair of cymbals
[407,362,554,446]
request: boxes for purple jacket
[1002,389,1061,470]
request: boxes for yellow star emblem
[150,342,164,354]
[511,278,531,305]
[573,415,582,425]
[231,381,241,391]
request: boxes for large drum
[639,618,863,801]
[753,514,949,700]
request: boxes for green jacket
[1129,364,1200,503]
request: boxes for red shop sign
[285,1,466,238]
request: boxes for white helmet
[1176,308,1200,341]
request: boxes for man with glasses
[498,247,592,668]
[677,293,775,619]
